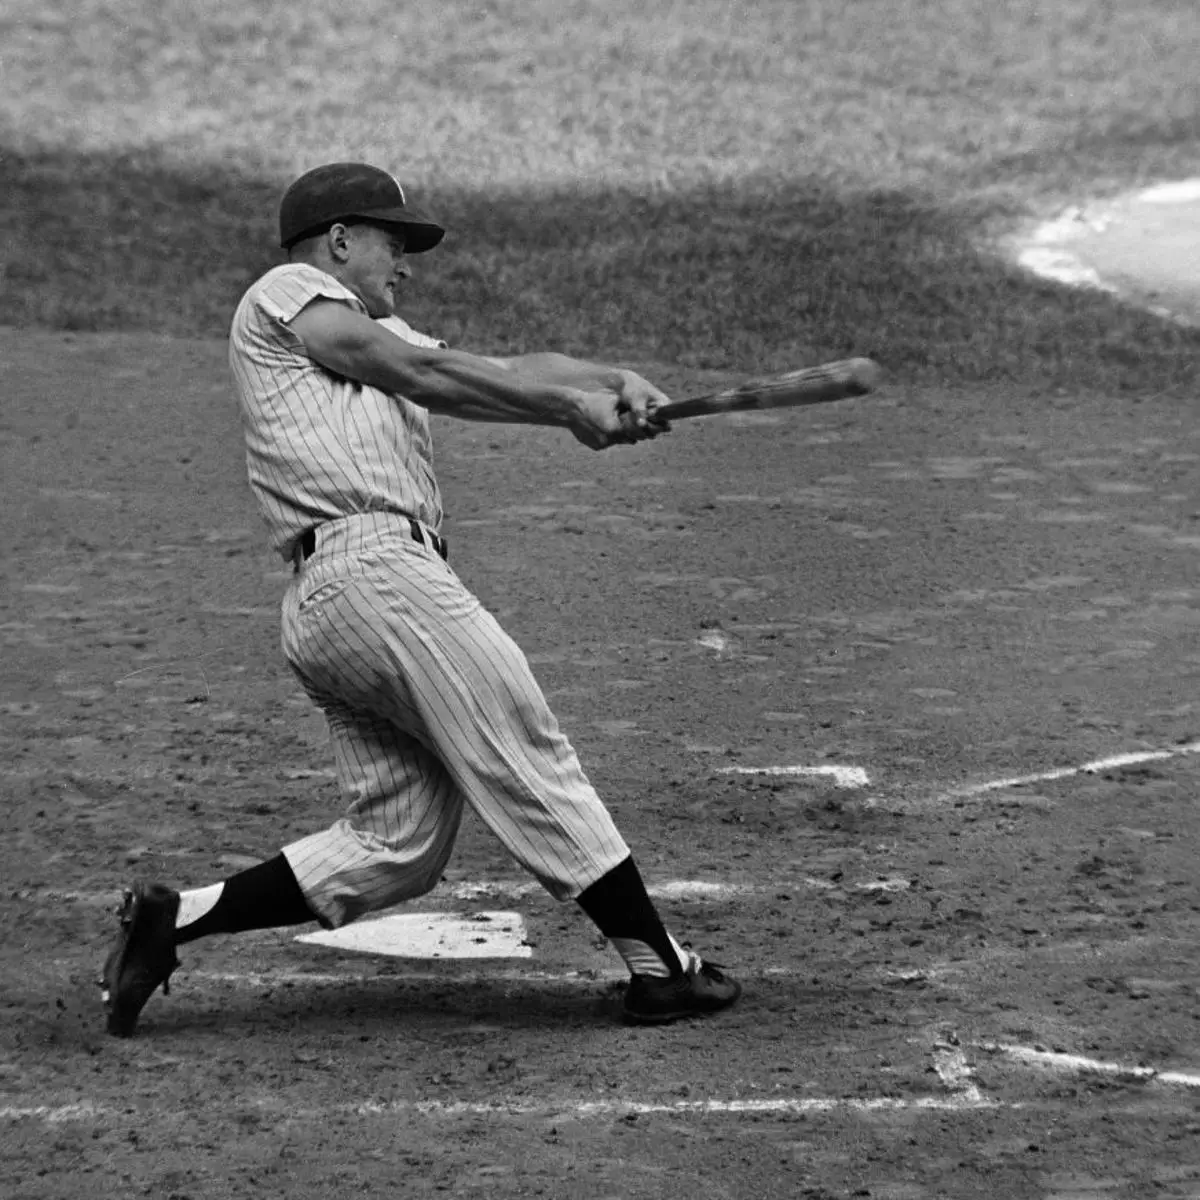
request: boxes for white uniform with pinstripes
[228,263,630,928]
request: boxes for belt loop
[408,517,448,562]
[292,527,319,573]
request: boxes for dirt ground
[3,328,1200,1199]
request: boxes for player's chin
[367,289,397,318]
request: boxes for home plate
[296,911,533,959]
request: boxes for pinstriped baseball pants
[278,513,631,928]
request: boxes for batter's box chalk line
[718,764,869,788]
[945,740,1200,801]
[0,1043,994,1125]
[445,879,755,902]
[0,1095,994,1124]
[10,1043,1200,1126]
[982,1043,1200,1090]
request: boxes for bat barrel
[658,357,881,421]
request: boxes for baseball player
[101,162,741,1035]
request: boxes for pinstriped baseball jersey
[226,264,632,924]
[228,263,446,562]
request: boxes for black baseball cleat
[100,882,181,1037]
[622,954,742,1025]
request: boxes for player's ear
[327,222,354,262]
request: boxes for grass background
[2,0,1199,388]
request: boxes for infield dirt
[3,327,1200,1198]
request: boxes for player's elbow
[322,331,439,396]
[383,353,455,406]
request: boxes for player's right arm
[289,299,641,450]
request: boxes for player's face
[344,223,411,317]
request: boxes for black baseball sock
[576,856,688,978]
[174,854,315,945]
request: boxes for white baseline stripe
[355,1094,996,1117]
[447,879,755,901]
[718,765,869,788]
[985,1043,1200,1089]
[944,741,1200,801]
[0,1102,105,1124]
[0,1093,995,1125]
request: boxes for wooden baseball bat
[656,357,882,421]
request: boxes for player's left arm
[485,353,673,436]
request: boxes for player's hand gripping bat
[656,357,881,421]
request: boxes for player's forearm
[491,352,627,396]
[408,351,587,426]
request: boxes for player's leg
[101,561,467,1036]
[277,700,465,927]
[171,697,465,934]
[329,547,739,1020]
[101,710,464,1037]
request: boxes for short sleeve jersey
[228,263,446,561]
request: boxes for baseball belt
[293,518,448,572]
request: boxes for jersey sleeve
[247,263,367,351]
[376,314,448,351]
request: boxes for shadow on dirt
[16,964,890,1049]
[4,143,1197,393]
[27,971,885,1043]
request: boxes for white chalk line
[733,742,1200,812]
[11,1044,1200,1125]
[352,1093,995,1117]
[1,1102,108,1124]
[984,1043,1200,1090]
[0,1088,996,1125]
[718,765,869,788]
[717,741,1200,802]
[931,1042,986,1105]
[448,879,756,902]
[883,932,1191,987]
[696,631,733,655]
[935,740,1200,805]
